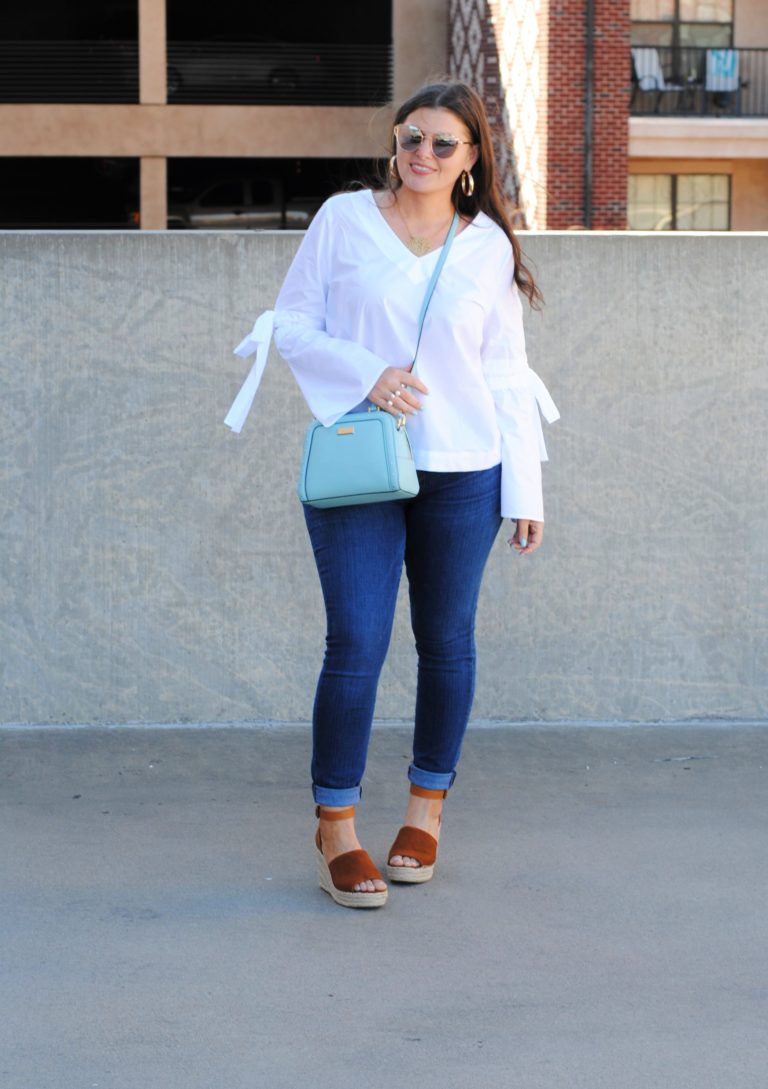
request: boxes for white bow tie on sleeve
[528,369,560,425]
[224,310,276,433]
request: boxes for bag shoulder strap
[411,211,460,373]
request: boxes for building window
[628,174,731,230]
[631,0,732,48]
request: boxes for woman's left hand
[508,519,544,555]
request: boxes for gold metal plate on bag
[337,425,354,435]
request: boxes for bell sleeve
[481,263,559,522]
[225,196,389,433]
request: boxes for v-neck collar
[364,188,476,265]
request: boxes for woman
[226,80,558,909]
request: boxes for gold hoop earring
[389,155,400,183]
[461,170,475,197]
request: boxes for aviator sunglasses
[394,123,475,160]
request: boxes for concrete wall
[1,230,766,725]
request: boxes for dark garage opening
[167,157,386,229]
[166,0,392,105]
[0,1,138,103]
[0,159,139,228]
[166,0,390,41]
[0,1,392,105]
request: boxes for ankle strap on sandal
[316,805,356,820]
[409,784,448,800]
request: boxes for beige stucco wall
[735,0,768,46]
[393,0,449,101]
[0,104,393,158]
[140,157,167,229]
[629,118,768,159]
[139,0,166,105]
[731,159,768,228]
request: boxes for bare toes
[354,879,383,893]
[389,854,420,869]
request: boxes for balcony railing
[166,42,392,106]
[631,45,768,117]
[0,42,138,103]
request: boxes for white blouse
[225,189,558,520]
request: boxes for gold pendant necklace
[395,201,453,256]
[406,235,431,257]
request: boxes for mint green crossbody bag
[297,212,459,509]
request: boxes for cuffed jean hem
[408,764,457,791]
[312,784,362,807]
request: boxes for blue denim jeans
[303,464,503,806]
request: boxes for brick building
[449,0,630,228]
[449,0,768,229]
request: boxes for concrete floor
[2,722,767,1089]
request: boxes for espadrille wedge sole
[315,806,388,909]
[386,784,447,885]
[385,825,438,883]
[315,843,388,907]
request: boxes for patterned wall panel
[449,0,523,223]
[491,0,548,228]
[449,0,547,227]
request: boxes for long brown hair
[385,80,542,309]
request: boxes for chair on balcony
[705,49,741,114]
[631,47,686,112]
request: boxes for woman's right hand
[367,367,428,418]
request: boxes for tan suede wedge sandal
[315,805,388,908]
[386,785,448,884]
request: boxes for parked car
[167,177,322,230]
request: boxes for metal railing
[0,41,138,103]
[166,41,392,106]
[631,45,768,116]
